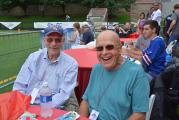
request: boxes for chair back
[145,94,156,120]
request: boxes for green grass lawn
[0,31,40,93]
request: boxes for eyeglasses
[96,44,116,51]
[46,38,62,43]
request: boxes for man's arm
[129,67,150,120]
[123,46,142,61]
[13,54,32,93]
[119,27,126,33]
[80,41,85,45]
[80,33,86,45]
[128,112,146,120]
[79,100,89,117]
[128,49,142,61]
[167,20,176,35]
[69,31,77,42]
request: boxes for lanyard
[96,69,117,109]
[96,58,125,109]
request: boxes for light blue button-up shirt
[13,48,78,108]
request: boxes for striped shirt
[142,36,166,77]
[13,48,78,108]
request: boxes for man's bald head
[96,30,123,71]
[96,30,121,47]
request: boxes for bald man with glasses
[79,30,150,120]
[13,26,79,111]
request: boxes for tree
[50,0,66,17]
[118,0,136,12]
[38,0,48,16]
[50,0,80,17]
[0,0,32,15]
[0,0,16,11]
[81,0,136,14]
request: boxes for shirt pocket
[48,73,63,94]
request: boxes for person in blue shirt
[79,30,150,120]
[142,20,166,81]
[80,24,94,45]
[13,26,79,111]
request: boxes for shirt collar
[43,48,62,63]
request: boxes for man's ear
[44,38,48,45]
[61,36,65,42]
[118,46,122,54]
[152,28,156,34]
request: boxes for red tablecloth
[120,38,138,43]
[28,106,88,120]
[64,48,99,103]
[128,32,139,38]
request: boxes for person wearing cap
[13,26,79,111]
[80,23,94,45]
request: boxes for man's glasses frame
[96,44,118,51]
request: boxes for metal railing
[0,31,40,93]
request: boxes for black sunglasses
[46,38,62,43]
[96,44,115,51]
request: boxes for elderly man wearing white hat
[13,26,79,111]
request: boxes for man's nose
[51,40,57,45]
[102,47,107,54]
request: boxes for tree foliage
[0,0,31,11]
[0,0,135,15]
[81,0,136,11]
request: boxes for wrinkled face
[96,34,121,71]
[143,25,155,40]
[44,32,63,57]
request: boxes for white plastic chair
[145,94,156,120]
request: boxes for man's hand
[121,46,142,61]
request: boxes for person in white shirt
[151,2,162,26]
[69,22,81,47]
[13,26,79,111]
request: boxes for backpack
[150,57,179,120]
[150,74,166,120]
[162,57,179,120]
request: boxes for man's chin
[48,50,60,56]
